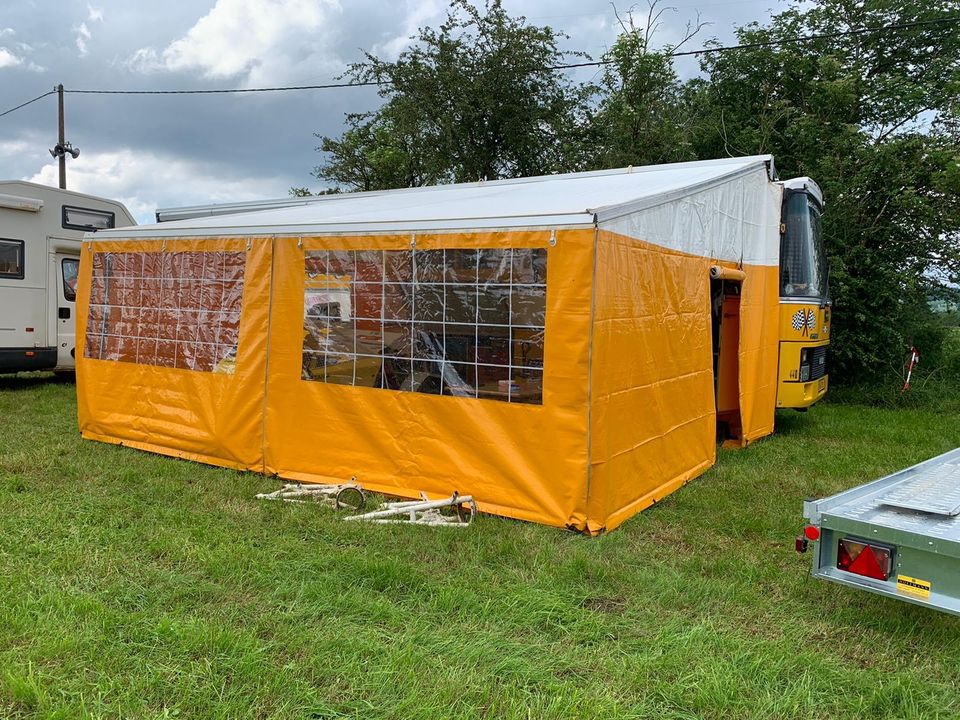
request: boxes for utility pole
[57,83,65,189]
[49,84,79,189]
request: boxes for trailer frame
[803,447,960,616]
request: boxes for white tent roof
[95,155,775,239]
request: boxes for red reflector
[804,525,820,541]
[837,538,892,581]
[25,351,35,357]
[25,327,34,332]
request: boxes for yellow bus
[776,177,830,409]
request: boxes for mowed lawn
[1,376,959,720]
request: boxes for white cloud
[0,39,42,71]
[126,46,160,71]
[0,131,54,184]
[0,28,14,38]
[0,138,38,158]
[371,0,445,59]
[74,5,103,58]
[0,47,22,67]
[75,21,91,56]
[25,148,296,224]
[127,0,343,86]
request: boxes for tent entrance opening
[711,278,742,444]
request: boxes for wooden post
[57,84,66,189]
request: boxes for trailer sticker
[897,575,932,600]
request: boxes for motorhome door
[53,252,80,369]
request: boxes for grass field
[1,375,959,719]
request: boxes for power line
[67,15,960,91]
[67,80,381,95]
[666,15,960,59]
[0,89,56,119]
[1,15,956,115]
[553,15,960,66]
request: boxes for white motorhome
[0,181,135,373]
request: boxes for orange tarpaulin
[76,157,784,532]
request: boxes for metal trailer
[800,448,960,616]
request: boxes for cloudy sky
[0,0,785,223]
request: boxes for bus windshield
[780,192,828,300]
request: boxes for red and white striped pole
[902,346,920,393]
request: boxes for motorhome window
[62,205,115,232]
[84,251,246,373]
[780,192,827,299]
[62,258,80,302]
[0,239,24,279]
[302,248,547,404]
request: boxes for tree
[586,3,707,169]
[314,0,590,191]
[307,0,960,384]
[688,0,960,380]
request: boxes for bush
[827,326,960,413]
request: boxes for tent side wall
[585,231,717,533]
[588,167,782,532]
[735,264,781,443]
[262,229,595,529]
[76,228,596,530]
[76,237,272,471]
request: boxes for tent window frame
[83,250,246,373]
[302,247,547,405]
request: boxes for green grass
[1,375,959,719]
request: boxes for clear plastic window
[302,248,547,404]
[84,250,246,373]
